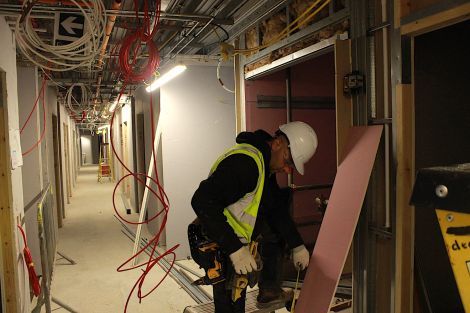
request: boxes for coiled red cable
[112,1,177,309]
[110,90,179,312]
[17,225,41,297]
[118,0,161,83]
[119,31,160,83]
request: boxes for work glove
[229,246,258,275]
[292,245,310,270]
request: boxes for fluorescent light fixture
[109,101,118,112]
[146,65,187,93]
[98,125,109,130]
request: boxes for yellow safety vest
[209,143,265,243]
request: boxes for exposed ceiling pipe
[95,0,122,100]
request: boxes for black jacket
[191,130,304,255]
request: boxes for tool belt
[188,219,262,301]
[188,219,226,285]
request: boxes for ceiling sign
[54,12,85,43]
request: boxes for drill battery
[188,221,226,285]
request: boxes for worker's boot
[256,287,293,309]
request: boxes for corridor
[49,165,196,312]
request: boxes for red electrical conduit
[110,1,177,310]
[17,225,41,297]
[110,90,179,312]
[20,75,47,157]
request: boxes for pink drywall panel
[295,125,383,313]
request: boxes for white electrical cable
[15,0,107,71]
[217,58,235,93]
[66,83,90,118]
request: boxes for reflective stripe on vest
[209,143,265,243]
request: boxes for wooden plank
[52,115,63,228]
[63,123,71,203]
[399,0,412,23]
[395,84,415,313]
[234,38,244,133]
[401,2,470,36]
[0,107,21,312]
[295,126,383,313]
[334,38,353,277]
[334,39,352,166]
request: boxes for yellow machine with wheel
[411,164,470,313]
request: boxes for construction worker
[191,121,318,313]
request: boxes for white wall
[133,87,166,239]
[0,16,29,312]
[80,135,93,164]
[17,66,44,278]
[161,59,235,259]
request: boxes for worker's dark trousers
[258,230,284,292]
[212,234,284,313]
[213,280,246,313]
[213,255,247,313]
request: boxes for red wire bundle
[111,90,178,313]
[118,0,161,83]
[17,225,41,297]
[112,1,178,311]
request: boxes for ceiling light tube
[146,65,187,93]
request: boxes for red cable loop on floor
[110,90,178,312]
[110,1,173,309]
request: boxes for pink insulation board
[295,125,383,313]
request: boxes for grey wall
[80,135,93,164]
[161,60,235,259]
[17,66,44,275]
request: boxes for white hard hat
[279,121,318,175]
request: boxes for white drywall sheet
[161,62,235,259]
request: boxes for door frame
[0,70,21,312]
[52,114,64,227]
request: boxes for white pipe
[132,115,162,265]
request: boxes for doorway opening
[413,19,470,313]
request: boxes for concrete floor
[48,165,347,313]
[49,165,198,312]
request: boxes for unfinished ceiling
[0,0,349,129]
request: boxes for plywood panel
[295,126,383,313]
[401,2,470,36]
[395,84,415,313]
[335,39,352,166]
[0,107,20,312]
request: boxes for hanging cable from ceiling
[110,1,177,312]
[118,0,161,83]
[14,0,107,71]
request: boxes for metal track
[115,217,212,304]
